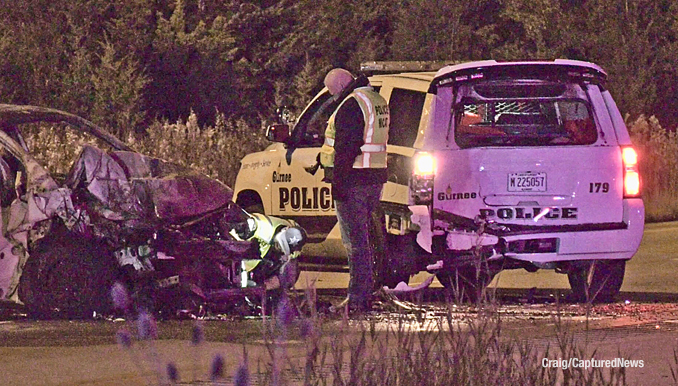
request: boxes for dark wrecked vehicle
[0,104,304,319]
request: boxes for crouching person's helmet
[274,226,307,256]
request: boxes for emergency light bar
[360,61,457,75]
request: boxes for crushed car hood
[66,145,234,226]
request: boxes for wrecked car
[0,104,304,319]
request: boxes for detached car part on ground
[235,60,644,303]
[0,104,304,319]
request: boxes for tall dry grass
[22,111,268,188]
[111,284,633,385]
[627,115,678,222]
[20,112,678,222]
[127,112,268,187]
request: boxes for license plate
[508,172,547,192]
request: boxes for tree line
[1,0,677,139]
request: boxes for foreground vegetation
[112,286,647,385]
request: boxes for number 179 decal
[589,182,609,193]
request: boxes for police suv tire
[567,259,626,303]
[19,230,117,319]
[436,266,496,303]
[369,213,412,290]
[383,233,416,289]
[244,203,265,215]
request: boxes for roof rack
[360,61,458,75]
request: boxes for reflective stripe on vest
[324,137,386,153]
[320,87,389,169]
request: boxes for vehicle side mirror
[266,124,291,142]
[276,106,296,125]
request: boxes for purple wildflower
[276,296,296,330]
[166,362,179,382]
[210,354,225,380]
[191,321,204,346]
[233,361,250,386]
[110,282,130,311]
[137,310,158,340]
[116,329,133,349]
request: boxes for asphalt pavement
[2,222,678,385]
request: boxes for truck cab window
[288,91,333,147]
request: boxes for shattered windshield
[453,81,597,148]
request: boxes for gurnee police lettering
[480,207,578,220]
[438,192,477,200]
[272,172,291,183]
[279,187,334,212]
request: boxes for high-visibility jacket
[230,212,299,271]
[320,87,389,169]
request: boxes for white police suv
[234,60,645,302]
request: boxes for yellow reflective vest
[320,87,389,169]
[230,212,299,272]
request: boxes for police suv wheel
[370,213,413,290]
[567,259,626,303]
[382,233,416,289]
[244,203,264,215]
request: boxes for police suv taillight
[411,152,435,204]
[622,147,640,198]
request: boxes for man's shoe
[347,299,374,317]
[330,297,375,317]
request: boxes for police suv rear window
[453,81,597,148]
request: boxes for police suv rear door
[431,62,624,231]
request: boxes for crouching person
[229,210,306,290]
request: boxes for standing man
[319,68,389,312]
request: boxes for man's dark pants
[335,183,383,310]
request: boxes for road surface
[2,221,678,385]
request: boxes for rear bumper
[431,198,645,263]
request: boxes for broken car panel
[0,104,304,318]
